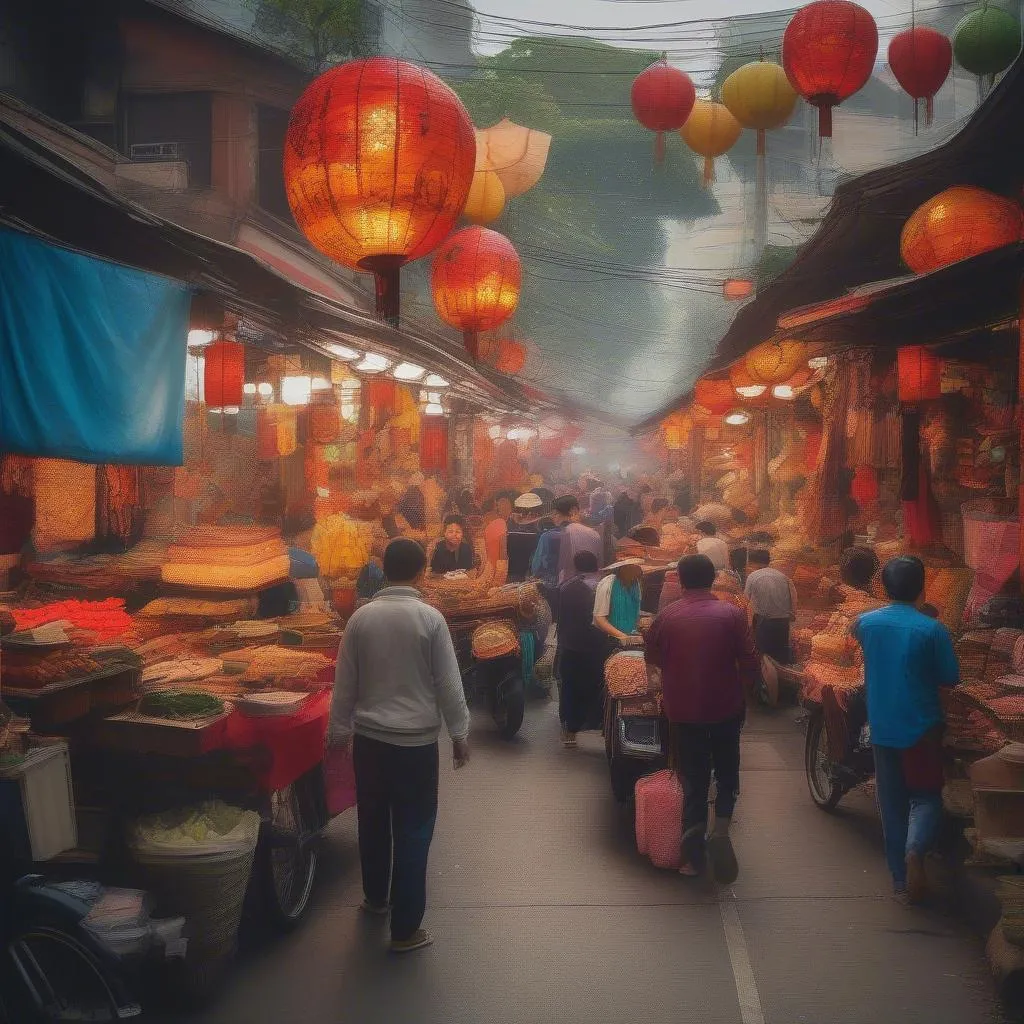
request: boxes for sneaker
[361,899,390,916]
[906,852,927,905]
[390,929,434,954]
[561,729,577,748]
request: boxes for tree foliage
[244,0,366,71]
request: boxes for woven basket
[131,812,260,966]
[471,621,519,660]
[605,651,650,698]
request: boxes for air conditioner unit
[129,141,181,161]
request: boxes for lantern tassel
[654,131,666,164]
[925,95,934,127]
[369,258,402,328]
[817,104,833,139]
[756,129,766,158]
[703,156,714,186]
[464,331,479,361]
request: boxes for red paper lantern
[694,377,735,415]
[887,27,952,125]
[310,395,341,444]
[783,1,879,138]
[897,346,941,403]
[284,58,476,325]
[723,278,755,301]
[364,379,397,428]
[431,227,522,359]
[478,337,527,375]
[203,339,244,408]
[900,186,1024,274]
[631,59,696,163]
[420,417,449,472]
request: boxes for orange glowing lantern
[662,411,691,451]
[723,278,755,301]
[203,339,245,408]
[897,347,941,403]
[745,339,807,386]
[694,377,736,415]
[284,58,476,326]
[729,361,769,402]
[463,169,506,224]
[475,120,552,198]
[364,379,397,429]
[477,337,527,374]
[900,186,1024,274]
[431,227,522,359]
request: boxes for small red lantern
[203,339,244,408]
[431,227,522,359]
[694,377,735,415]
[420,417,449,472]
[783,1,879,138]
[478,337,527,375]
[723,278,755,301]
[888,27,952,126]
[363,379,397,428]
[897,346,941,403]
[631,58,696,163]
[284,58,476,326]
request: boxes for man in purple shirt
[554,495,604,585]
[646,554,758,883]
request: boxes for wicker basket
[130,811,260,968]
[471,621,519,660]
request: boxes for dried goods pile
[161,526,290,591]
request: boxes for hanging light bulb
[725,409,752,426]
[394,362,426,381]
[772,384,796,400]
[424,403,445,416]
[736,384,767,399]
[423,373,450,388]
[325,341,360,361]
[311,376,332,392]
[257,382,274,398]
[356,353,392,374]
[243,383,258,395]
[281,375,313,406]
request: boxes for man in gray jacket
[328,538,471,953]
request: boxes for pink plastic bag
[323,743,357,816]
[634,769,682,870]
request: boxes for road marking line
[720,898,767,1024]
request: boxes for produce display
[605,651,652,698]
[2,648,104,688]
[311,514,370,579]
[161,527,290,591]
[138,598,258,621]
[137,690,226,721]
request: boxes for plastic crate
[0,742,77,861]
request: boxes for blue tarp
[0,229,190,465]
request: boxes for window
[257,104,293,222]
[122,93,212,187]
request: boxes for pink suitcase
[634,769,682,870]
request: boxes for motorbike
[457,625,526,740]
[803,683,874,810]
[0,871,144,1023]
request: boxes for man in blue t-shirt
[852,556,959,904]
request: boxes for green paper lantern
[953,6,1021,77]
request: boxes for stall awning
[0,102,550,419]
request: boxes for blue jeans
[873,745,942,889]
[353,735,438,941]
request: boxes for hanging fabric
[0,229,190,464]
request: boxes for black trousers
[352,735,439,942]
[671,715,744,859]
[753,615,792,665]
[559,648,605,732]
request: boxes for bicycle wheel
[4,925,140,1022]
[260,778,319,931]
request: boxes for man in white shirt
[328,538,471,954]
[744,549,798,665]
[695,521,729,571]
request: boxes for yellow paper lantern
[722,61,799,153]
[680,100,742,185]
[475,119,552,198]
[745,339,807,386]
[464,169,506,224]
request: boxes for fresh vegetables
[138,690,225,721]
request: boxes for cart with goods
[603,634,668,804]
[424,581,543,739]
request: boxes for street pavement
[153,700,1004,1024]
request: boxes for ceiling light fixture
[356,353,392,374]
[393,362,426,381]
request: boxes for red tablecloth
[219,689,332,793]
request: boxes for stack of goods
[26,542,169,592]
[197,621,281,654]
[942,686,1007,754]
[605,651,654,699]
[141,658,224,691]
[471,621,519,660]
[221,646,334,691]
[11,598,136,644]
[274,612,342,650]
[161,527,290,591]
[2,648,104,688]
[798,606,867,704]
